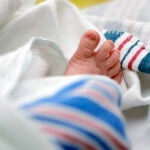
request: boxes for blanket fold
[0,0,23,26]
[0,0,150,150]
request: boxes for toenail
[87,32,97,41]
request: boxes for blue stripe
[22,78,121,110]
[52,78,88,98]
[21,76,125,137]
[23,94,126,138]
[104,30,124,42]
[57,141,80,150]
[97,79,122,106]
[88,83,120,106]
[138,53,150,73]
[55,77,121,103]
[31,114,113,150]
[121,40,140,65]
[51,96,126,138]
[21,78,88,110]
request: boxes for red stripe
[42,126,99,150]
[33,107,128,150]
[89,80,119,100]
[128,45,145,70]
[75,89,120,114]
[118,35,133,51]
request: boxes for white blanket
[0,0,150,150]
[83,0,150,149]
[0,0,105,149]
[0,0,23,25]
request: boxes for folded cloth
[0,37,67,97]
[0,0,23,26]
[0,0,106,55]
[0,99,61,150]
[103,30,150,73]
[84,1,150,150]
[0,0,150,149]
[86,16,150,110]
[21,76,130,150]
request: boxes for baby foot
[64,30,122,83]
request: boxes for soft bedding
[82,0,150,149]
[0,0,150,150]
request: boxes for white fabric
[0,0,106,149]
[82,0,150,150]
[0,99,61,150]
[0,38,67,97]
[0,0,150,149]
[0,0,23,26]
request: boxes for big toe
[75,30,100,58]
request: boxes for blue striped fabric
[121,40,140,65]
[104,30,124,42]
[21,76,130,150]
[138,53,150,73]
[58,141,80,150]
[103,30,150,73]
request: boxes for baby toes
[107,62,121,78]
[95,40,115,63]
[112,69,123,83]
[75,30,100,58]
[105,50,120,69]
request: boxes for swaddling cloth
[103,30,150,73]
[0,0,23,25]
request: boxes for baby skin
[64,30,123,83]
